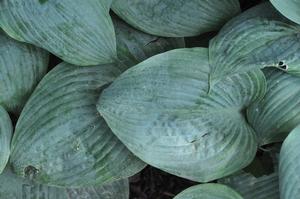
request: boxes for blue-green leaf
[0,166,129,199]
[112,0,240,37]
[279,125,300,199]
[270,0,300,25]
[0,107,12,174]
[11,62,145,187]
[248,68,300,145]
[0,31,48,113]
[220,171,279,199]
[174,184,243,199]
[113,16,185,71]
[98,48,265,182]
[0,0,116,66]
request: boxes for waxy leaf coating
[98,2,300,182]
[248,68,300,145]
[271,0,300,25]
[98,48,266,182]
[0,166,129,199]
[0,0,116,66]
[0,31,48,113]
[220,171,279,199]
[112,0,240,37]
[113,17,185,71]
[11,62,145,187]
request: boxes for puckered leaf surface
[98,48,266,182]
[0,0,116,66]
[112,0,240,37]
[98,2,300,182]
[0,166,129,199]
[11,62,145,187]
[248,68,300,145]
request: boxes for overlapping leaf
[210,4,300,144]
[98,3,300,182]
[0,0,116,66]
[113,16,185,71]
[112,0,240,37]
[220,171,279,199]
[98,48,265,182]
[0,31,48,113]
[10,62,145,187]
[279,125,300,199]
[0,107,12,174]
[248,68,300,145]
[219,144,281,199]
[0,166,129,199]
[174,184,243,199]
[209,11,300,81]
[271,0,300,25]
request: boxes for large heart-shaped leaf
[98,48,266,182]
[98,3,300,182]
[11,62,145,187]
[270,0,300,25]
[112,0,240,37]
[0,0,116,66]
[174,184,243,199]
[279,125,300,199]
[0,31,48,113]
[0,166,129,199]
[248,68,300,145]
[113,16,185,71]
[0,107,12,174]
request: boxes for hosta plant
[1,1,300,198]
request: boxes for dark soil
[129,166,198,199]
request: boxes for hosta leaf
[0,107,12,173]
[0,0,116,66]
[248,68,300,145]
[0,31,48,113]
[270,0,300,25]
[220,171,279,199]
[0,166,68,199]
[279,125,300,199]
[220,2,287,27]
[11,62,145,187]
[98,48,266,182]
[0,166,129,199]
[112,0,240,37]
[113,16,185,71]
[209,16,300,81]
[174,184,243,199]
